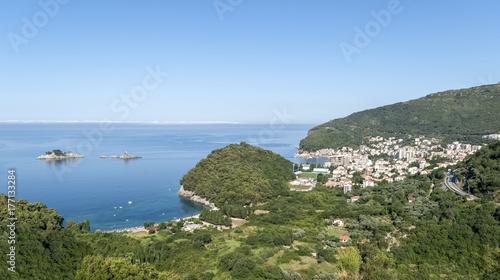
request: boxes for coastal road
[443,172,477,199]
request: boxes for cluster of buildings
[483,133,500,140]
[290,177,316,188]
[295,136,483,193]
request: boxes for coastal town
[293,135,484,193]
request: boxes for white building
[332,218,344,226]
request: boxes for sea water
[0,123,311,231]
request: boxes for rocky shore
[178,186,217,209]
[100,151,141,159]
[37,150,84,160]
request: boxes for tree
[81,219,91,232]
[483,246,500,278]
[317,173,329,184]
[144,222,155,229]
[352,172,363,185]
[336,247,362,277]
[158,222,167,230]
[282,269,303,280]
[75,255,171,279]
[193,232,212,244]
[313,274,339,280]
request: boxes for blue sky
[1,0,499,124]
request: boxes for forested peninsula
[179,142,295,207]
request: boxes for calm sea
[0,123,312,231]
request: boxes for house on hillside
[350,196,360,203]
[362,177,375,188]
[343,184,352,194]
[394,175,406,182]
[313,168,330,174]
[325,180,336,187]
[340,178,352,187]
[290,178,315,187]
[332,218,344,226]
[332,166,347,177]
[183,222,202,232]
[146,225,158,232]
[339,235,350,243]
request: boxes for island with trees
[36,149,84,160]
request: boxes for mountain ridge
[299,84,500,151]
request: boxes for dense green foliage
[456,141,500,198]
[76,255,171,279]
[220,204,253,219]
[2,144,500,279]
[0,194,87,279]
[199,205,253,226]
[300,84,500,150]
[46,149,64,156]
[3,175,500,279]
[199,208,232,226]
[180,142,295,206]
[392,194,500,278]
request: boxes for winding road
[443,172,477,199]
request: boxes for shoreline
[96,213,202,233]
[93,186,212,233]
[96,214,250,234]
[177,185,218,210]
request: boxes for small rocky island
[37,149,84,160]
[100,151,141,159]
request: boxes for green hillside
[300,84,500,151]
[5,174,500,279]
[456,141,500,200]
[179,142,296,206]
[0,194,88,279]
